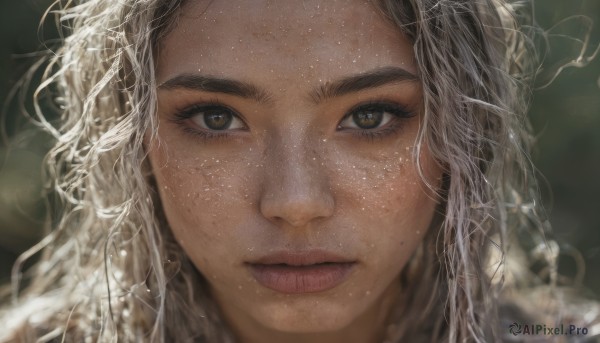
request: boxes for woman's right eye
[178,104,246,131]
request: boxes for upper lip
[248,250,355,266]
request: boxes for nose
[259,141,335,228]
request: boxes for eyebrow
[310,66,418,102]
[158,74,272,103]
[158,66,418,104]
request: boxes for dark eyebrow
[310,66,418,103]
[158,74,272,104]
[158,66,418,105]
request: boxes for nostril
[260,195,335,228]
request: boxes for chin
[250,296,362,333]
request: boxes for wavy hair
[1,0,596,342]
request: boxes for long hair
[0,0,591,342]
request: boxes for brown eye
[186,105,245,131]
[203,111,233,130]
[352,110,383,129]
[338,102,411,131]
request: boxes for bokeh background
[0,1,599,294]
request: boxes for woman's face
[150,0,442,341]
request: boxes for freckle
[400,241,404,245]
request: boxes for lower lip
[248,262,356,294]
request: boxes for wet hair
[0,0,597,342]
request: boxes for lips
[247,250,357,294]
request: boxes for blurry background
[0,1,599,293]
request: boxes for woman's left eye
[338,102,413,131]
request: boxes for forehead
[156,0,415,84]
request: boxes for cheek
[147,140,258,277]
[332,144,441,264]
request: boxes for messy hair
[0,0,595,342]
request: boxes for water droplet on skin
[238,285,243,290]
[120,250,127,257]
[366,290,371,296]
[416,230,421,235]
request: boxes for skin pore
[149,1,443,342]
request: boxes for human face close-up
[149,1,443,342]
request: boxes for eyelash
[170,101,414,142]
[170,101,245,142]
[338,101,414,141]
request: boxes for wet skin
[149,1,443,342]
